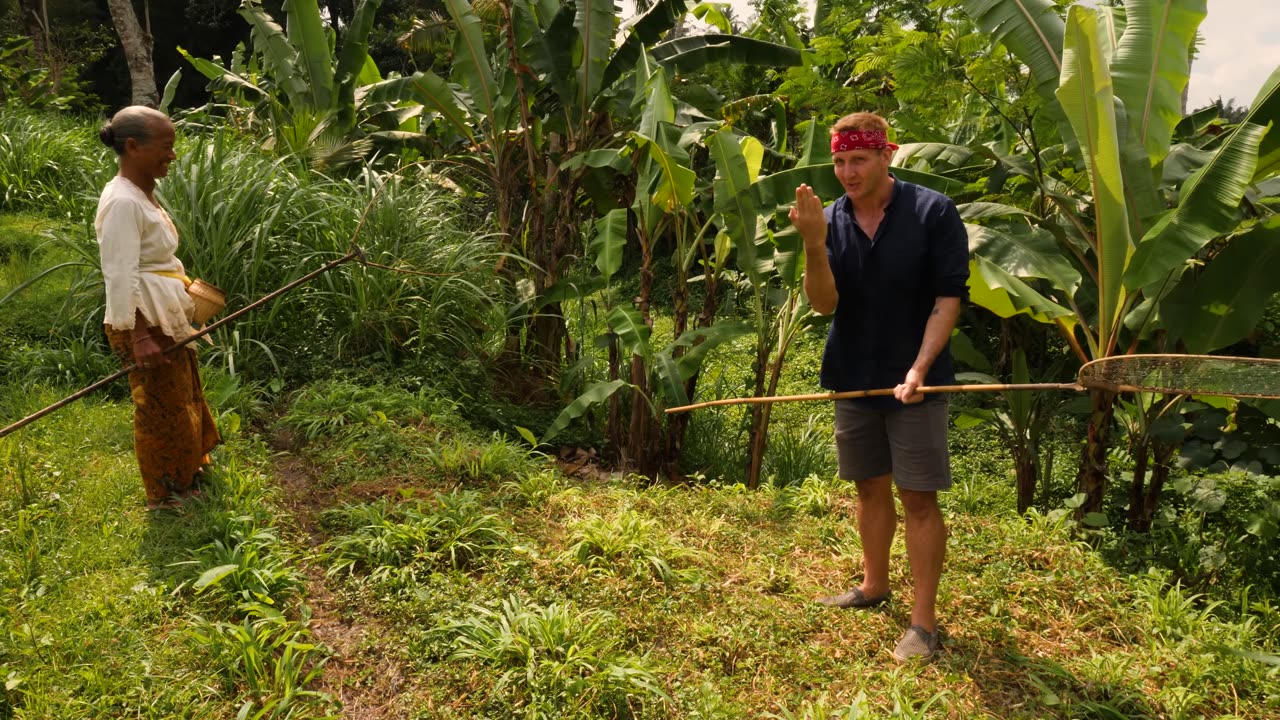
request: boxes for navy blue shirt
[819,178,970,398]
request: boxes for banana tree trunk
[1075,388,1117,517]
[106,0,159,107]
[626,231,659,478]
[1137,443,1175,532]
[1126,439,1151,531]
[1014,443,1039,514]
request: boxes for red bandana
[831,129,898,153]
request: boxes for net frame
[1076,354,1280,400]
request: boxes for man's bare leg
[898,487,945,631]
[855,473,896,598]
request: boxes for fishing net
[1077,354,1280,400]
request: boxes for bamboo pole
[0,248,364,439]
[664,382,1085,414]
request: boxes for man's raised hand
[790,184,827,247]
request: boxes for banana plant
[180,0,385,163]
[958,0,1279,517]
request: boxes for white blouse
[95,176,195,342]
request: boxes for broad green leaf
[333,0,384,130]
[1109,0,1205,164]
[650,34,804,74]
[515,425,539,448]
[1124,122,1267,289]
[515,0,575,108]
[950,329,992,371]
[708,128,760,279]
[1094,4,1126,64]
[178,48,267,100]
[633,133,696,212]
[560,148,633,174]
[653,350,689,407]
[967,222,1081,293]
[959,202,1040,221]
[590,208,628,283]
[607,306,653,361]
[691,1,732,32]
[443,0,497,121]
[796,118,827,168]
[772,227,805,288]
[1247,66,1280,183]
[601,0,692,92]
[713,231,731,267]
[1056,5,1133,347]
[283,0,334,109]
[159,68,181,114]
[669,321,752,380]
[892,167,968,196]
[960,0,1065,113]
[194,564,239,591]
[390,72,476,142]
[239,2,310,109]
[637,67,675,140]
[893,143,977,171]
[741,136,765,183]
[751,165,845,215]
[543,379,629,444]
[575,0,616,121]
[969,257,1077,331]
[1161,218,1280,353]
[1173,105,1220,140]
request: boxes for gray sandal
[816,587,892,609]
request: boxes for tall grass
[0,112,512,387]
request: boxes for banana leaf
[960,0,1065,115]
[708,128,761,280]
[178,47,267,100]
[443,0,498,122]
[1246,66,1280,183]
[590,208,628,283]
[333,0,384,131]
[969,257,1078,332]
[649,34,804,73]
[575,0,616,122]
[542,379,630,444]
[1124,121,1266,289]
[283,0,334,109]
[608,306,654,361]
[967,222,1081,293]
[239,1,311,110]
[1056,5,1133,349]
[1161,217,1280,353]
[1109,0,1205,165]
[602,0,692,91]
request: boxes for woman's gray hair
[99,106,170,155]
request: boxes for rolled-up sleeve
[97,198,145,329]
[931,200,970,300]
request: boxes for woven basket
[187,279,226,325]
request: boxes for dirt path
[272,455,421,719]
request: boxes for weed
[186,606,333,718]
[324,491,511,582]
[500,468,569,507]
[770,474,836,519]
[764,414,838,487]
[437,595,666,719]
[562,510,700,584]
[423,431,541,483]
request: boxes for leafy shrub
[278,380,456,443]
[437,596,666,719]
[563,510,700,584]
[423,431,541,483]
[763,413,837,487]
[769,473,835,519]
[186,607,332,718]
[323,491,512,583]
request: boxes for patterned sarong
[106,325,220,503]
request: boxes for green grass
[3,371,1279,718]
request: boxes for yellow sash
[148,270,192,287]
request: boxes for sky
[699,0,1279,109]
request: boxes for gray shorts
[834,398,951,491]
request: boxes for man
[789,112,969,662]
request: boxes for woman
[97,106,219,510]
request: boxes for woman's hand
[132,334,168,369]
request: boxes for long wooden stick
[664,382,1084,414]
[0,249,363,439]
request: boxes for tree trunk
[106,0,159,107]
[625,231,658,478]
[1075,389,1117,518]
[1126,440,1151,531]
[1137,443,1176,532]
[745,335,772,489]
[1014,444,1039,515]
